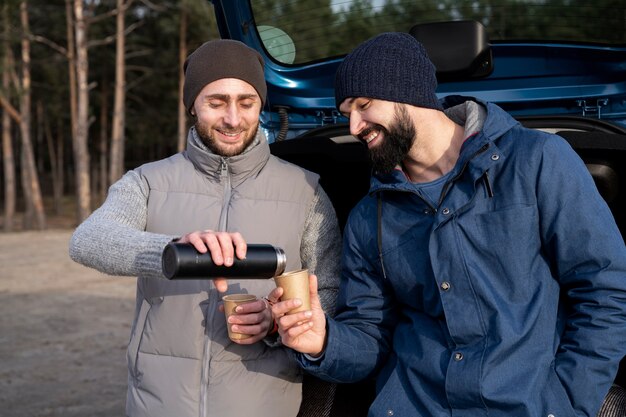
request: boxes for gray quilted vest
[125,129,318,417]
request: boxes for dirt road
[0,229,136,417]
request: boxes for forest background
[1,0,623,232]
[2,0,390,232]
[0,0,223,232]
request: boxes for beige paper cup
[274,268,311,314]
[222,294,258,340]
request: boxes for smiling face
[191,78,262,157]
[339,97,417,174]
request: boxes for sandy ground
[0,229,135,417]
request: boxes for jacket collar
[185,126,270,187]
[442,95,519,142]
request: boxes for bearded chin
[195,122,258,157]
[194,122,220,153]
[369,106,415,175]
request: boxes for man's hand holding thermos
[164,230,286,344]
[164,230,286,291]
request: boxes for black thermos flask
[162,242,287,279]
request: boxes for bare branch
[126,70,153,91]
[87,33,117,48]
[122,0,137,13]
[84,0,134,25]
[30,34,68,56]
[124,20,143,36]
[86,16,143,49]
[137,0,167,12]
[125,64,153,72]
[125,48,153,59]
[85,6,117,25]
[0,93,21,125]
[6,51,20,91]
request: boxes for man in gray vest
[69,39,342,417]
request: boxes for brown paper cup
[274,268,311,314]
[222,294,258,340]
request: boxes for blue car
[210,0,626,414]
[210,0,626,229]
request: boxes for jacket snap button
[442,208,450,215]
[387,410,394,416]
[547,414,555,417]
[454,352,464,361]
[441,281,451,291]
[491,154,500,161]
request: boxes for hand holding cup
[222,294,273,344]
[269,272,327,356]
[273,269,311,314]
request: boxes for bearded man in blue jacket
[269,32,626,417]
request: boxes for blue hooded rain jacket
[299,98,626,417]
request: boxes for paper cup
[274,268,311,314]
[222,294,258,340]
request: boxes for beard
[366,104,416,175]
[194,119,259,157]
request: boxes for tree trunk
[177,3,188,152]
[72,0,91,222]
[65,0,78,148]
[21,151,34,228]
[99,77,109,202]
[1,94,15,232]
[2,3,16,232]
[19,0,46,230]
[109,0,126,184]
[56,124,65,212]
[44,104,63,215]
[64,0,76,217]
[36,101,44,174]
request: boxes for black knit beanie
[183,39,266,112]
[334,32,442,111]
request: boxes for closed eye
[358,100,371,111]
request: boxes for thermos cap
[274,247,287,276]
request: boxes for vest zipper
[201,159,232,416]
[218,159,232,231]
[200,288,219,417]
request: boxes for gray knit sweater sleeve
[300,184,342,317]
[68,171,176,279]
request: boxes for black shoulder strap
[377,193,388,280]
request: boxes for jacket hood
[442,96,520,141]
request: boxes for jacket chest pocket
[460,203,543,301]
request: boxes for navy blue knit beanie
[334,32,442,111]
